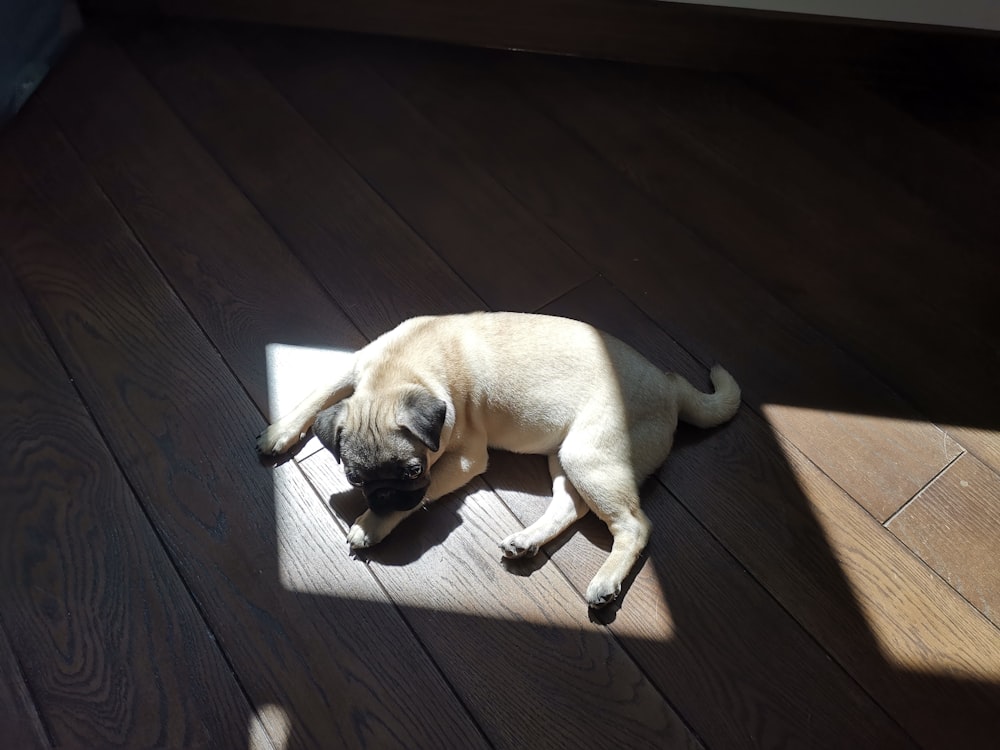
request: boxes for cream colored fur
[258,312,740,608]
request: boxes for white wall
[677,0,1000,32]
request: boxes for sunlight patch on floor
[248,703,290,750]
[760,402,1000,683]
[272,451,675,635]
[759,402,956,467]
[265,342,355,457]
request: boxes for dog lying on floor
[257,312,740,608]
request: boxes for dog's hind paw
[585,577,621,608]
[499,531,540,559]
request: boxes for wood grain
[662,384,1000,748]
[558,61,1000,466]
[0,103,488,749]
[887,453,1000,626]
[0,620,49,749]
[36,32,368,418]
[749,75,1000,252]
[299,449,703,750]
[483,448,914,749]
[5,18,999,750]
[357,36,959,520]
[120,24,484,339]
[746,75,1000,474]
[0,254,251,746]
[543,277,1000,748]
[236,27,594,313]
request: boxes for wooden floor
[2,16,999,749]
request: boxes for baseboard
[78,0,1000,82]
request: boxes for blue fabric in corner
[1,0,82,123]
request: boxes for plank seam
[883,449,967,528]
[114,27,382,345]
[223,31,493,316]
[0,597,55,747]
[294,456,500,749]
[10,113,273,749]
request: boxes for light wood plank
[888,453,1000,626]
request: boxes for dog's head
[313,387,447,515]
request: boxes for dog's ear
[313,401,347,463]
[398,389,447,452]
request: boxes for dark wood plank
[0,620,49,749]
[118,24,484,340]
[81,0,1000,83]
[542,278,1000,748]
[112,27,701,746]
[299,451,703,750]
[36,31,368,418]
[887,453,1000,626]
[0,101,489,750]
[506,56,1000,476]
[355,35,959,521]
[749,75,1000,252]
[867,82,1000,175]
[483,417,913,745]
[7,16,999,750]
[234,27,593,313]
[521,56,997,325]
[0,252,252,746]
[741,77,1000,475]
[487,463,915,750]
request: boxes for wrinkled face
[313,389,446,516]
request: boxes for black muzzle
[363,477,430,515]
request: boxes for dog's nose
[370,487,393,504]
[367,487,398,514]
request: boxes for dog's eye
[403,464,423,480]
[345,470,363,487]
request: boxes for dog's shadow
[326,488,465,566]
[322,435,710,618]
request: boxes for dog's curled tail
[674,365,741,429]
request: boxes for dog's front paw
[346,511,385,550]
[499,531,540,559]
[256,423,305,456]
[585,575,622,609]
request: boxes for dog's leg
[346,507,419,549]
[257,370,354,455]
[559,442,652,608]
[585,509,651,607]
[346,447,488,549]
[499,454,589,558]
[425,447,488,502]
